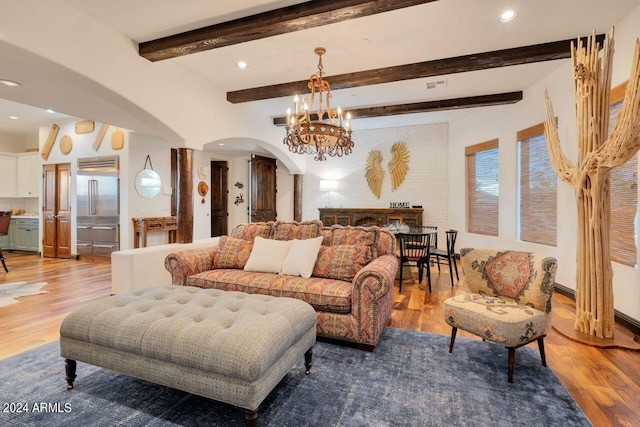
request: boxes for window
[608,82,638,267]
[466,139,499,236]
[517,123,557,246]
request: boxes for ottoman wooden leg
[304,347,313,375]
[245,409,258,427]
[65,359,77,390]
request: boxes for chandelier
[284,47,353,161]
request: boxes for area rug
[0,282,48,307]
[0,328,590,426]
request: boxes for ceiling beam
[139,0,438,62]
[272,92,523,126]
[230,34,605,104]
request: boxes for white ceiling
[1,0,639,141]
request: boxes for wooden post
[544,31,640,338]
[176,148,193,243]
[294,174,303,222]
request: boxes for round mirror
[134,169,162,198]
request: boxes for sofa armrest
[164,246,219,287]
[352,254,398,300]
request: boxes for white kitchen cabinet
[0,155,17,197]
[17,154,39,197]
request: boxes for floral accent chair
[443,248,557,383]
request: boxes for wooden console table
[132,216,177,248]
[319,208,423,228]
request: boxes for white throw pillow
[281,236,324,278]
[244,236,293,274]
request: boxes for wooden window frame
[608,81,638,267]
[465,139,499,236]
[517,122,558,247]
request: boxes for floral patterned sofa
[164,221,398,350]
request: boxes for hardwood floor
[1,252,639,427]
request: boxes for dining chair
[426,229,458,287]
[422,225,438,250]
[397,232,433,292]
[0,211,12,272]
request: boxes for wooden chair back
[0,211,12,237]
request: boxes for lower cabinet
[2,218,39,252]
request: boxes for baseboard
[554,283,640,338]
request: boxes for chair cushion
[443,293,548,347]
[312,245,372,281]
[213,236,253,269]
[186,269,352,314]
[229,222,273,241]
[281,236,324,279]
[330,225,380,262]
[271,220,324,240]
[244,237,292,273]
[460,248,557,313]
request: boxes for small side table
[132,216,177,248]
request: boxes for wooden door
[42,165,56,257]
[42,163,71,259]
[249,155,277,222]
[210,161,228,236]
[56,164,72,258]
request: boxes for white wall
[301,123,449,231]
[448,8,640,322]
[127,133,173,247]
[0,0,305,175]
[189,151,295,239]
[0,131,34,152]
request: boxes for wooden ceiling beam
[139,0,438,62]
[230,34,605,104]
[272,91,523,126]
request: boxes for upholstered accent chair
[443,248,557,382]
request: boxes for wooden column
[294,174,303,222]
[176,148,193,243]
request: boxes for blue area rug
[0,328,590,426]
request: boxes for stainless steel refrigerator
[76,156,120,257]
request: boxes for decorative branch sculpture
[544,30,640,338]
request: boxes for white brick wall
[301,123,450,232]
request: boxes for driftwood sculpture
[544,30,640,339]
[389,142,409,191]
[365,150,384,198]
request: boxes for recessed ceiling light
[236,61,248,70]
[218,143,225,146]
[9,116,18,120]
[498,10,518,23]
[46,109,56,114]
[0,79,21,87]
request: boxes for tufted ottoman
[60,285,316,426]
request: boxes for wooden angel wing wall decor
[365,150,384,198]
[389,142,409,190]
[364,142,409,198]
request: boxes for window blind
[608,81,638,267]
[466,139,499,236]
[518,123,557,246]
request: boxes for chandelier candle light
[284,48,354,161]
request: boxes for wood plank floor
[1,252,638,427]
